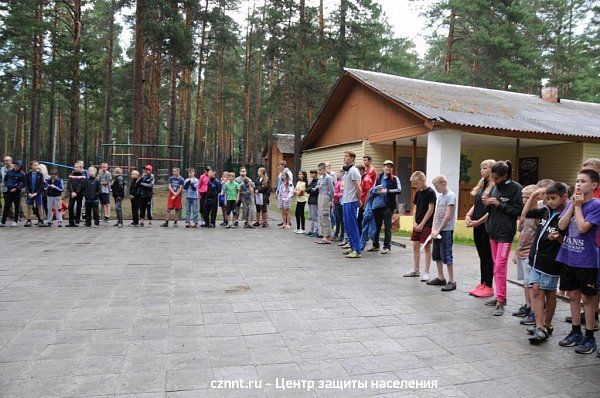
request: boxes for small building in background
[262,134,296,187]
[300,68,600,217]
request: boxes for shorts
[411,226,432,243]
[559,264,598,297]
[528,268,559,291]
[26,194,43,206]
[99,193,110,205]
[516,257,532,284]
[256,204,268,214]
[432,230,453,265]
[167,194,182,210]
[226,200,238,216]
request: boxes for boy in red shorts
[404,171,437,280]
[162,167,185,227]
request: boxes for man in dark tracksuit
[129,171,142,226]
[372,160,402,254]
[80,168,102,227]
[203,173,222,227]
[67,164,86,227]
[0,160,25,227]
[139,165,155,226]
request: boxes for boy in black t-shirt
[521,182,568,344]
[404,171,437,280]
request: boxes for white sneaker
[10,222,18,227]
[403,269,420,277]
[295,229,305,234]
[420,272,430,282]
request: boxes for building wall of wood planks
[520,143,584,185]
[312,83,423,149]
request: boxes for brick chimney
[541,86,559,103]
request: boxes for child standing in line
[81,167,102,227]
[183,168,199,228]
[163,167,185,227]
[277,172,293,229]
[203,170,221,228]
[0,160,25,227]
[333,170,345,244]
[522,182,568,344]
[219,171,228,226]
[98,162,112,223]
[223,172,240,229]
[294,171,308,234]
[426,175,457,292]
[129,170,142,227]
[254,167,270,228]
[139,165,155,227]
[111,168,125,228]
[405,171,437,279]
[316,162,334,243]
[483,160,523,316]
[44,168,64,227]
[306,170,320,237]
[24,160,45,227]
[239,177,255,228]
[512,185,538,324]
[557,169,600,354]
[66,162,86,227]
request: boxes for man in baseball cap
[143,164,153,172]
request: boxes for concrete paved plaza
[1,224,599,398]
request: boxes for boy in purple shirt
[557,169,600,354]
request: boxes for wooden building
[262,134,296,187]
[300,68,600,217]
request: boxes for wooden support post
[515,138,520,182]
[411,137,417,174]
[392,140,397,173]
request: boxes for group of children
[405,157,600,355]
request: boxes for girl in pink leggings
[483,160,523,316]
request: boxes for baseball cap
[383,160,394,166]
[143,164,153,172]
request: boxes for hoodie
[206,177,222,200]
[111,175,125,199]
[139,173,155,198]
[129,178,142,198]
[307,179,319,206]
[3,163,25,191]
[67,170,86,195]
[484,179,523,242]
[80,176,102,203]
[525,206,564,276]
[45,177,64,197]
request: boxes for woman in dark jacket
[483,160,523,316]
[465,159,496,298]
[254,167,271,227]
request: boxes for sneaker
[226,224,231,229]
[420,273,430,282]
[220,221,228,227]
[403,270,420,277]
[337,241,348,247]
[57,223,63,227]
[441,282,457,292]
[575,336,597,354]
[10,222,18,227]
[113,223,120,227]
[24,220,32,227]
[345,250,362,259]
[520,312,536,325]
[277,222,283,227]
[381,248,390,255]
[528,324,554,336]
[315,234,324,239]
[262,223,268,228]
[512,304,530,317]
[103,217,109,223]
[118,223,123,228]
[367,246,379,252]
[343,248,353,255]
[295,229,305,234]
[559,330,584,347]
[93,225,99,228]
[341,244,351,249]
[0,223,5,227]
[173,221,178,227]
[474,285,494,298]
[485,297,498,306]
[253,222,260,227]
[469,284,484,296]
[528,326,549,345]
[493,301,506,316]
[161,222,169,227]
[234,221,239,227]
[426,277,446,286]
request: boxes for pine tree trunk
[29,0,44,160]
[242,6,254,165]
[444,8,456,74]
[69,0,82,163]
[339,0,348,70]
[168,50,177,160]
[192,0,209,168]
[103,0,115,160]
[133,0,145,149]
[49,1,59,163]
